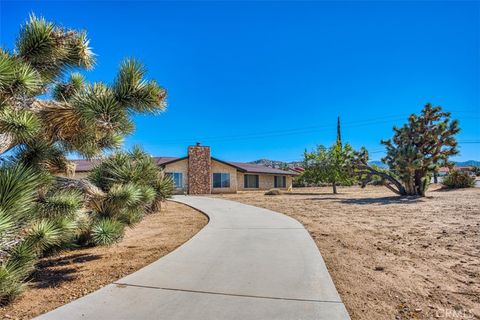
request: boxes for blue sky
[1,1,479,162]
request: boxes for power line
[150,111,479,145]
[153,114,411,145]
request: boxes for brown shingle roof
[73,159,101,172]
[72,156,297,176]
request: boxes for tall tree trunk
[332,181,337,194]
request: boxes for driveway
[36,196,350,320]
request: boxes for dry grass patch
[0,201,208,320]
[213,185,480,320]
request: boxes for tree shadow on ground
[30,253,102,288]
[339,196,423,205]
[286,192,336,196]
[305,197,342,201]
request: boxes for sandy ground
[0,201,208,320]
[213,185,480,320]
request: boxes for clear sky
[1,1,479,162]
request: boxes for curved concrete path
[36,196,350,320]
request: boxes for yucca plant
[86,147,173,242]
[0,164,45,303]
[0,14,167,303]
[150,174,174,212]
[90,218,124,246]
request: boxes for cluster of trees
[302,104,461,196]
[0,16,173,303]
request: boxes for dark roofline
[157,156,188,166]
[211,157,247,172]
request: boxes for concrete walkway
[36,196,350,320]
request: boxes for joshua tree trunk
[0,133,14,154]
[356,163,407,195]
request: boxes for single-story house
[72,144,297,194]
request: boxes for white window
[213,173,230,188]
[165,172,183,188]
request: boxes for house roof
[221,161,297,175]
[72,156,297,176]
[74,159,102,172]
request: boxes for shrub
[265,189,282,196]
[442,171,475,189]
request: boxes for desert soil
[213,185,479,320]
[0,201,208,320]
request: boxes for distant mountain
[454,160,480,167]
[248,159,480,169]
[248,159,303,169]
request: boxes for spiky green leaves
[88,147,159,191]
[0,107,41,145]
[25,219,64,253]
[0,164,45,219]
[36,189,83,218]
[14,141,68,174]
[0,250,35,303]
[16,15,94,82]
[52,72,85,102]
[0,164,49,303]
[0,51,42,98]
[150,174,174,212]
[90,218,124,246]
[380,103,460,195]
[113,59,167,113]
[74,83,132,133]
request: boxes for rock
[374,266,385,271]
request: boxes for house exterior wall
[60,171,88,180]
[237,173,293,191]
[211,160,238,193]
[75,172,89,179]
[188,145,211,194]
[164,159,189,193]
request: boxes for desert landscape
[213,185,480,320]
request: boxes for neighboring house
[438,167,450,177]
[72,144,297,194]
[438,166,476,177]
[454,166,475,173]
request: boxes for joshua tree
[354,103,459,196]
[0,15,168,303]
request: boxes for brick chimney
[188,143,211,194]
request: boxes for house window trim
[244,174,259,189]
[165,172,184,189]
[213,172,231,188]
